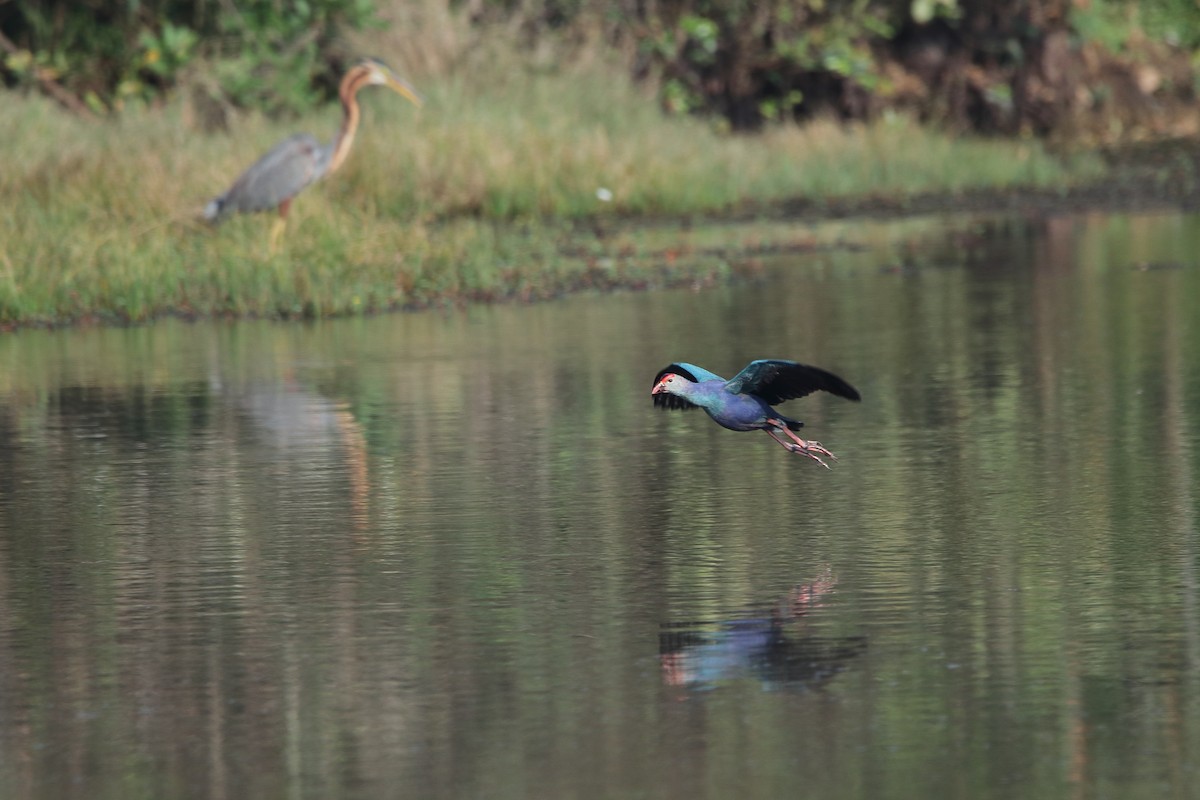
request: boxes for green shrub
[0,0,378,114]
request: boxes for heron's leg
[269,218,287,254]
[269,199,293,255]
[766,424,835,468]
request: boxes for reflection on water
[1,211,1200,798]
[660,567,868,691]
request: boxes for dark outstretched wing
[724,359,861,405]
[652,362,725,411]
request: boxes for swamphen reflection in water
[651,359,860,467]
[659,567,868,690]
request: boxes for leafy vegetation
[6,1,1200,133]
[5,1,1200,132]
[0,0,376,115]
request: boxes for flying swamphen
[651,359,861,467]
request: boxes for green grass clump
[0,56,1105,327]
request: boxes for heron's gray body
[204,134,331,221]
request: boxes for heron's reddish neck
[327,69,369,175]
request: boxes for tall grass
[0,49,1104,327]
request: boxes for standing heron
[204,57,422,252]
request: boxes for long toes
[789,442,837,468]
[803,452,832,469]
[801,440,837,459]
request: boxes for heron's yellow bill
[384,75,423,108]
[386,77,424,107]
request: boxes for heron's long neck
[326,72,367,175]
